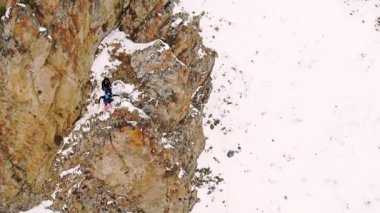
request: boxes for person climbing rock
[101,77,112,93]
[98,77,118,112]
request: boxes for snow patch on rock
[20,200,56,213]
[59,165,82,178]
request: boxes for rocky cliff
[0,0,215,212]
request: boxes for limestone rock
[0,0,215,212]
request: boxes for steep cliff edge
[0,0,215,212]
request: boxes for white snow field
[177,0,380,213]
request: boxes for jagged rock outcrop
[0,0,215,212]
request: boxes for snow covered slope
[177,0,380,212]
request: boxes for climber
[98,77,118,111]
[101,77,112,93]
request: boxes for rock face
[0,0,215,212]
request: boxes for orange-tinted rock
[0,0,215,212]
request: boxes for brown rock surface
[0,0,215,212]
